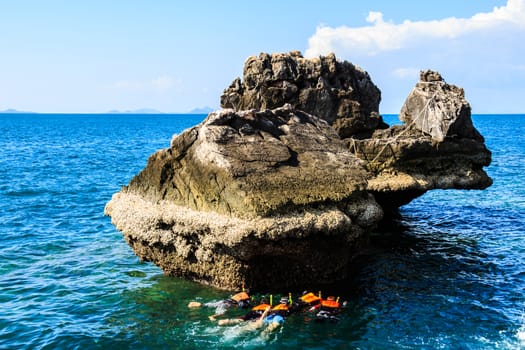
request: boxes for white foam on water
[516,312,525,348]
[214,322,277,348]
[517,328,525,343]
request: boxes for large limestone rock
[221,51,387,139]
[350,70,491,211]
[105,105,383,290]
[106,53,492,290]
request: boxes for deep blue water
[0,113,524,349]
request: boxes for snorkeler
[314,295,345,322]
[295,291,346,322]
[298,291,322,310]
[187,289,252,318]
[217,298,271,326]
[217,296,291,331]
[262,296,290,331]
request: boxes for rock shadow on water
[348,213,520,348]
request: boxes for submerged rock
[106,52,492,290]
[105,105,383,290]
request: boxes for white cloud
[302,0,525,113]
[305,0,525,57]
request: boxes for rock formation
[105,52,492,290]
[350,70,492,211]
[399,70,483,142]
[105,105,383,290]
[221,51,387,139]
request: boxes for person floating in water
[313,295,344,322]
[295,291,345,321]
[262,296,290,331]
[217,295,291,332]
[298,291,322,310]
[216,297,271,326]
[187,289,251,319]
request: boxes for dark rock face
[221,51,387,138]
[105,53,492,290]
[105,105,383,290]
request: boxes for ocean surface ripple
[0,114,523,349]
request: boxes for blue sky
[0,0,523,113]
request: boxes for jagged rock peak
[221,51,387,138]
[399,70,483,143]
[420,69,444,83]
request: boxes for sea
[0,113,523,350]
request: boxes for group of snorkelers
[188,289,346,332]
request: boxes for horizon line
[2,111,525,116]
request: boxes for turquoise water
[0,113,523,349]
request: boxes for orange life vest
[231,291,250,302]
[272,304,289,311]
[251,303,271,311]
[301,292,321,304]
[321,299,340,309]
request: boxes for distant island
[188,106,214,114]
[107,108,164,114]
[1,107,216,114]
[0,109,37,114]
[107,107,215,114]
